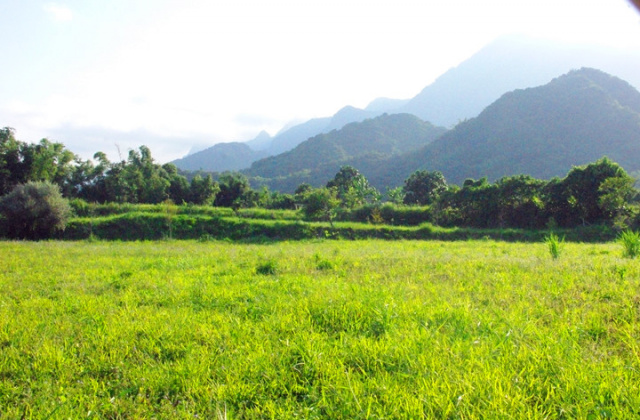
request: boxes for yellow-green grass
[1,240,639,418]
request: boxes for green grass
[544,232,565,259]
[1,239,640,418]
[618,230,640,258]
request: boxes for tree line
[1,127,637,237]
[293,159,636,230]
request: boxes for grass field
[1,239,640,418]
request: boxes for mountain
[174,106,382,171]
[396,35,640,128]
[266,106,380,155]
[372,68,640,188]
[173,35,640,173]
[245,130,272,151]
[244,113,447,192]
[365,97,409,113]
[171,142,268,172]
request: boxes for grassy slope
[1,240,639,418]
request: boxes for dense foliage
[433,158,635,228]
[1,123,639,240]
[403,170,447,205]
[0,181,71,239]
[0,127,220,206]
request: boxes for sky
[1,0,640,163]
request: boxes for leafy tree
[189,174,219,205]
[551,157,633,226]
[124,146,170,204]
[214,172,251,207]
[0,181,71,239]
[300,187,341,226]
[435,178,499,228]
[294,183,313,207]
[326,166,379,208]
[86,146,185,204]
[385,186,405,205]
[0,127,23,195]
[266,191,296,210]
[0,128,77,196]
[495,175,546,228]
[24,139,75,186]
[403,170,447,205]
[236,189,261,209]
[295,183,313,196]
[165,164,191,204]
[598,176,636,224]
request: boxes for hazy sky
[1,0,640,162]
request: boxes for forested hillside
[244,113,447,192]
[372,68,640,187]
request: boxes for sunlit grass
[544,232,564,259]
[618,229,640,258]
[1,239,639,418]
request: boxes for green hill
[244,113,447,192]
[373,68,640,187]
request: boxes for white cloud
[43,3,73,22]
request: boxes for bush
[256,259,278,275]
[544,232,564,259]
[0,181,71,239]
[618,230,640,258]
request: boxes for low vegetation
[618,229,640,258]
[2,239,640,418]
[3,123,640,418]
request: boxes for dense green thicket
[0,127,218,205]
[0,181,71,239]
[298,158,636,230]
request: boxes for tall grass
[1,240,638,418]
[618,229,640,258]
[544,232,564,259]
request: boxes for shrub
[256,259,278,275]
[618,230,640,258]
[544,232,564,259]
[0,181,71,239]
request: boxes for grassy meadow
[1,239,640,418]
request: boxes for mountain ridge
[370,67,640,188]
[172,35,640,173]
[244,113,447,192]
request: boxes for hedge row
[57,213,617,243]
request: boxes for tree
[495,175,546,228]
[436,178,499,228]
[326,166,379,208]
[0,181,71,239]
[598,176,635,223]
[189,174,219,205]
[0,127,22,195]
[553,157,633,226]
[403,170,447,205]
[300,187,341,226]
[214,172,251,207]
[165,164,191,204]
[385,186,405,205]
[0,128,77,196]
